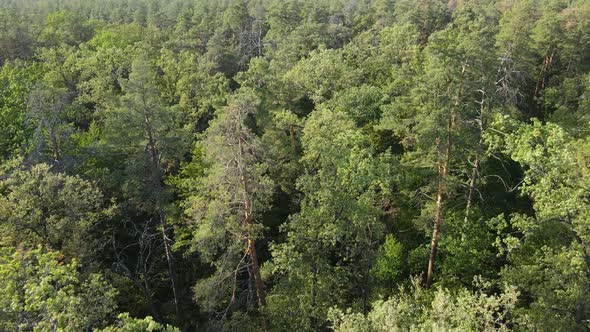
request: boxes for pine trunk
[243,208,269,331]
[238,124,270,332]
[465,91,486,223]
[159,210,181,318]
[426,114,453,288]
[464,157,479,223]
[247,235,269,331]
[425,157,446,288]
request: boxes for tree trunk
[247,237,268,305]
[465,90,486,223]
[464,156,479,223]
[238,121,269,332]
[246,236,266,308]
[159,209,181,318]
[361,260,370,315]
[112,233,162,322]
[426,160,445,288]
[243,208,269,332]
[241,194,266,311]
[533,51,554,118]
[426,114,453,288]
[534,52,554,98]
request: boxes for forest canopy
[0,0,589,331]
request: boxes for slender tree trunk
[425,65,468,287]
[426,114,453,288]
[574,247,590,324]
[426,157,445,288]
[533,51,554,118]
[464,157,479,223]
[158,209,181,318]
[465,91,486,223]
[46,120,60,162]
[257,21,263,57]
[534,52,554,98]
[112,234,163,322]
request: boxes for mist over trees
[0,0,589,331]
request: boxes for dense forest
[0,0,589,330]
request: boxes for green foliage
[487,116,590,330]
[268,109,394,329]
[100,51,189,207]
[0,246,117,331]
[330,278,519,332]
[39,11,97,47]
[0,164,112,260]
[97,313,179,332]
[284,46,358,104]
[372,235,406,287]
[326,84,383,126]
[184,89,273,315]
[438,211,500,286]
[0,61,42,160]
[0,0,589,329]
[88,24,144,50]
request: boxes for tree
[156,48,229,127]
[329,277,519,332]
[268,109,393,330]
[183,89,273,330]
[283,45,357,104]
[0,246,117,331]
[0,61,41,161]
[97,313,179,332]
[26,83,75,165]
[76,24,143,109]
[0,164,111,261]
[0,8,35,65]
[394,0,450,43]
[100,52,189,318]
[487,116,590,330]
[379,4,500,287]
[39,11,96,47]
